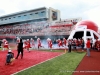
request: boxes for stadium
[0,7,81,41]
[0,7,100,75]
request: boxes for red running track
[73,50,100,75]
[0,50,63,75]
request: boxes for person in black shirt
[68,39,72,52]
[0,40,2,48]
[81,39,85,51]
[15,38,23,59]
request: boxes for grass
[15,51,86,75]
[0,48,3,50]
[31,48,65,52]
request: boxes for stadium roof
[0,7,47,18]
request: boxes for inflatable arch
[68,20,100,47]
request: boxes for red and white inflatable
[68,20,100,47]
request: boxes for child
[5,49,15,65]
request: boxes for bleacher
[0,18,80,37]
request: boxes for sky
[0,0,100,27]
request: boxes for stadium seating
[0,21,74,36]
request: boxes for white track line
[11,53,65,75]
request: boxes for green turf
[0,48,2,50]
[31,49,65,52]
[15,51,86,75]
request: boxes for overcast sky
[0,0,100,27]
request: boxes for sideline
[11,52,65,75]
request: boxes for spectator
[86,38,91,56]
[68,39,72,53]
[90,38,93,49]
[81,39,85,51]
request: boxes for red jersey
[27,41,30,48]
[49,40,52,48]
[31,40,35,46]
[4,41,9,48]
[86,40,91,48]
[37,39,41,47]
[63,38,67,46]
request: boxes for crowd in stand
[0,21,73,36]
[0,24,45,35]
